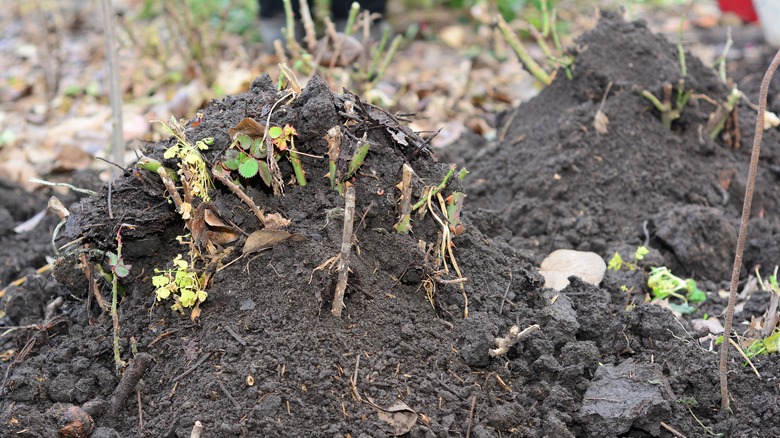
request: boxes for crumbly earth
[2,11,780,438]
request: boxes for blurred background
[0,0,771,190]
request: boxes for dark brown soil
[2,11,780,438]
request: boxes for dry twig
[719,48,780,413]
[490,324,541,357]
[332,187,356,317]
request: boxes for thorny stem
[372,35,402,88]
[282,0,301,60]
[412,164,456,211]
[298,0,317,52]
[212,166,270,226]
[719,49,780,414]
[496,15,551,86]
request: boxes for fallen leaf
[317,33,363,67]
[539,249,606,291]
[390,130,409,146]
[243,229,304,254]
[374,400,417,436]
[51,144,92,172]
[228,117,266,140]
[190,204,240,248]
[264,212,291,230]
[593,110,609,134]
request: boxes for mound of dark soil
[1,11,779,438]
[465,12,780,281]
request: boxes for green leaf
[634,246,649,261]
[223,149,241,170]
[250,138,267,159]
[239,156,259,178]
[114,263,131,278]
[764,331,780,353]
[107,252,120,267]
[155,286,171,301]
[269,126,283,139]
[173,254,188,269]
[686,279,707,304]
[237,134,253,150]
[668,302,696,314]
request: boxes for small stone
[57,405,95,438]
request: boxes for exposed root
[490,324,541,357]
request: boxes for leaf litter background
[2,0,780,437]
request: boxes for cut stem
[332,187,356,317]
[289,146,307,186]
[395,164,413,234]
[346,142,370,179]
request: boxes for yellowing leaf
[152,276,170,287]
[156,287,171,301]
[173,254,188,270]
[163,146,178,159]
[179,289,196,307]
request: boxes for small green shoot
[152,252,207,317]
[322,127,371,195]
[744,266,780,358]
[345,142,370,179]
[412,164,457,211]
[445,192,466,237]
[640,81,692,130]
[607,245,648,271]
[647,266,706,314]
[708,87,741,140]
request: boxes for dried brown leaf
[374,400,417,436]
[243,229,304,255]
[228,118,266,140]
